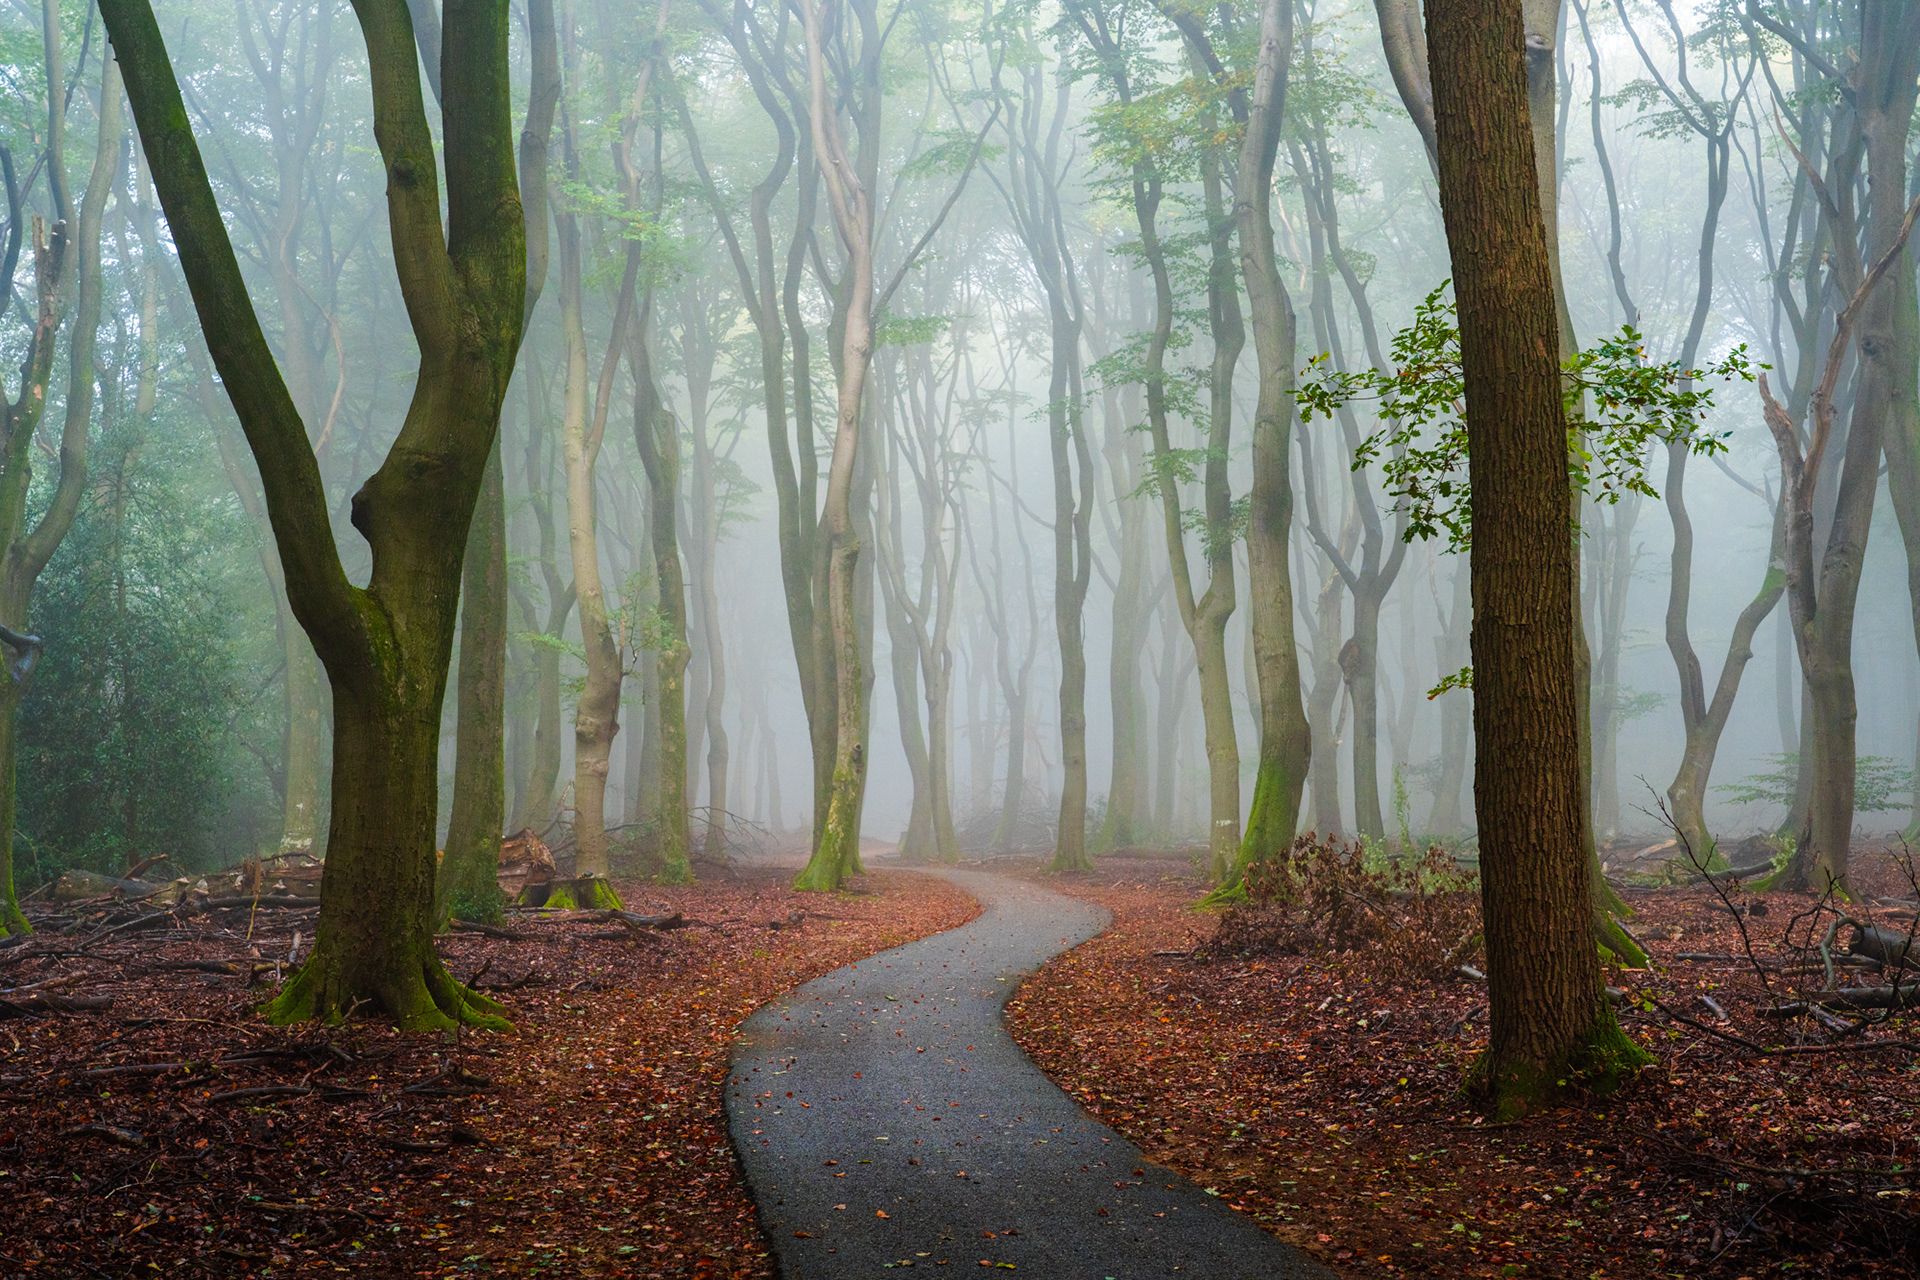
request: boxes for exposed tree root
[263,947,512,1033]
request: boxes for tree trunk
[108,0,528,1028]
[1346,594,1385,841]
[280,633,328,852]
[0,688,25,937]
[792,0,878,892]
[633,315,693,883]
[268,685,506,1031]
[1428,0,1644,1118]
[1426,555,1472,833]
[439,440,508,921]
[558,220,620,879]
[1235,0,1311,882]
[994,685,1027,852]
[512,587,573,832]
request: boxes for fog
[4,0,1915,899]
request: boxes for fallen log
[48,870,165,903]
[0,993,113,1017]
[63,1123,147,1147]
[1763,983,1920,1017]
[1812,983,1920,1012]
[451,918,527,941]
[1849,924,1918,971]
[600,908,686,931]
[80,1061,191,1079]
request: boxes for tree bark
[1427,0,1644,1117]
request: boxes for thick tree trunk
[268,685,507,1031]
[1428,0,1644,1118]
[108,0,527,1029]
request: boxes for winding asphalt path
[725,868,1333,1278]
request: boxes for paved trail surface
[726,869,1333,1278]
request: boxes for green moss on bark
[263,946,512,1033]
[1468,1005,1650,1122]
[524,876,624,910]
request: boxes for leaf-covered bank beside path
[1006,855,1920,1279]
[0,868,976,1277]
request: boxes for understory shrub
[1205,834,1482,977]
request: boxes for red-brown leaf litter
[1005,849,1920,1279]
[0,866,975,1277]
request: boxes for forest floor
[0,862,976,1278]
[1005,848,1920,1280]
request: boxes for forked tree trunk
[107,0,529,1028]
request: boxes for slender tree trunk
[1426,556,1472,833]
[633,319,693,883]
[793,0,878,892]
[1345,594,1386,840]
[439,439,508,919]
[557,222,620,879]
[0,692,23,937]
[1234,0,1311,882]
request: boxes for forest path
[725,868,1333,1278]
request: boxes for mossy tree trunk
[105,0,529,1026]
[1427,0,1647,1118]
[272,680,508,1030]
